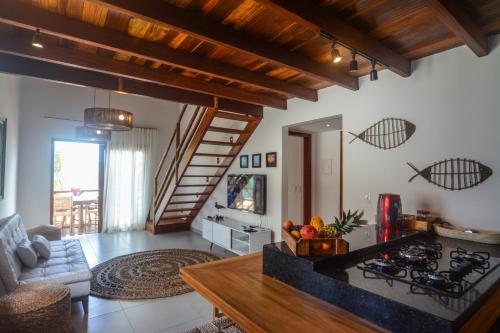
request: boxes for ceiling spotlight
[32,28,44,48]
[370,60,378,81]
[331,42,342,63]
[325,123,331,128]
[349,51,358,73]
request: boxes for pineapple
[319,210,366,238]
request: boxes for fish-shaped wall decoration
[407,159,492,191]
[349,118,416,150]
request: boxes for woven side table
[0,283,72,333]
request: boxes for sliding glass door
[50,139,106,237]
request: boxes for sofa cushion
[32,235,51,259]
[16,239,38,268]
[19,239,92,287]
[0,214,28,291]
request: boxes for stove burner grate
[356,242,496,298]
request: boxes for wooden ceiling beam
[0,52,263,116]
[0,0,315,102]
[259,0,411,77]
[0,29,286,109]
[87,0,359,90]
[423,0,488,57]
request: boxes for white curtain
[103,128,157,233]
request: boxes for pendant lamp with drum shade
[84,85,133,131]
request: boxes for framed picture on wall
[240,155,249,168]
[0,117,6,200]
[266,152,277,167]
[252,153,261,168]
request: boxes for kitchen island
[180,252,387,333]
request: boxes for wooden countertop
[180,253,387,333]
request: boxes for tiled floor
[69,230,233,333]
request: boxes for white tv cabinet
[202,218,271,255]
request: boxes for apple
[300,225,318,239]
[283,219,294,231]
[290,230,301,239]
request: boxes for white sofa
[0,214,91,313]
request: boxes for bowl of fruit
[282,210,366,257]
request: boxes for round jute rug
[90,249,219,300]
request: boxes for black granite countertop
[263,225,500,332]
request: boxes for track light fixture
[370,60,378,81]
[331,41,342,63]
[32,28,44,48]
[349,51,358,73]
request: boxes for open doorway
[284,116,343,224]
[51,139,106,237]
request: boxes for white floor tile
[156,316,210,333]
[87,296,123,318]
[87,311,134,333]
[123,295,200,332]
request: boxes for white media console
[202,218,272,255]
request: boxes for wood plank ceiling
[0,0,498,113]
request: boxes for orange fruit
[283,219,293,231]
[321,242,332,251]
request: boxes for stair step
[189,164,229,168]
[208,126,245,134]
[177,184,216,187]
[194,153,235,157]
[161,214,193,220]
[157,218,191,225]
[201,140,241,147]
[171,192,211,196]
[169,200,201,204]
[164,208,198,212]
[183,175,221,178]
[215,111,252,122]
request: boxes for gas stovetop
[357,240,497,298]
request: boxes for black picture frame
[252,153,262,168]
[0,118,6,200]
[239,155,249,168]
[266,152,277,167]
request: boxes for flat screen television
[227,174,266,215]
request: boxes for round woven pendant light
[84,107,133,131]
[75,126,111,141]
[84,87,133,131]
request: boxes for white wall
[193,36,500,239]
[17,77,180,229]
[0,74,20,219]
[312,130,341,219]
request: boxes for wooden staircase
[147,101,262,234]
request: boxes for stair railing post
[151,180,156,227]
[175,121,180,182]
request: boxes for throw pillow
[16,239,38,268]
[32,234,51,259]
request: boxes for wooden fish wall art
[407,159,493,191]
[349,118,416,150]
